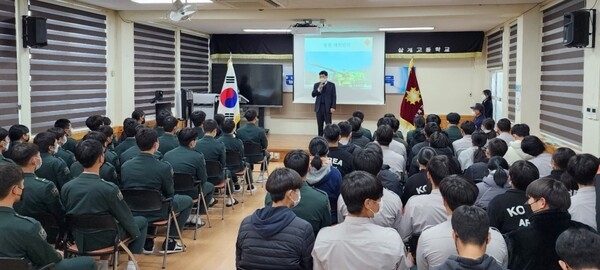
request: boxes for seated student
[384,115,408,147]
[237,168,315,270]
[70,132,118,185]
[408,122,441,175]
[323,124,354,177]
[85,115,104,131]
[470,103,485,130]
[475,157,510,209]
[213,113,225,139]
[364,142,404,197]
[115,118,140,156]
[407,115,426,148]
[337,145,403,234]
[495,118,514,144]
[162,127,215,227]
[507,178,589,270]
[444,112,462,143]
[375,125,405,177]
[119,124,164,164]
[34,132,72,190]
[521,135,552,177]
[0,127,14,164]
[400,155,460,243]
[195,119,238,206]
[376,117,407,161]
[62,140,147,270]
[98,125,121,172]
[120,128,193,254]
[265,150,331,236]
[549,147,577,194]
[482,118,497,140]
[306,137,342,223]
[352,110,373,141]
[567,154,599,230]
[464,138,508,183]
[437,206,506,270]
[0,164,96,270]
[189,110,206,140]
[100,116,118,150]
[503,123,533,165]
[313,171,412,270]
[218,119,255,191]
[132,109,146,125]
[458,130,488,171]
[47,127,76,168]
[426,114,442,126]
[158,116,179,154]
[408,131,454,176]
[337,121,362,156]
[487,160,538,234]
[12,143,65,243]
[417,175,508,269]
[348,117,370,148]
[555,227,600,270]
[452,121,476,158]
[236,110,269,179]
[55,119,77,153]
[402,147,435,205]
[154,109,172,137]
[5,124,30,159]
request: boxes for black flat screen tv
[211,63,283,107]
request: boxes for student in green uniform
[0,163,96,270]
[70,132,118,185]
[85,115,104,131]
[115,118,139,156]
[5,124,30,160]
[218,119,255,191]
[158,116,179,154]
[444,112,462,143]
[214,113,225,139]
[62,140,147,270]
[55,119,77,153]
[154,109,172,137]
[353,110,373,142]
[195,119,238,206]
[132,109,146,125]
[34,132,72,190]
[12,143,65,244]
[163,127,215,227]
[236,110,270,181]
[265,150,331,236]
[0,127,14,164]
[120,128,192,254]
[48,127,76,168]
[99,125,121,172]
[100,116,119,150]
[190,110,206,140]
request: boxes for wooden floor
[118,164,283,270]
[264,134,314,162]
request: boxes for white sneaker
[256,174,265,183]
[126,261,137,270]
[185,215,205,227]
[98,260,109,270]
[226,197,239,207]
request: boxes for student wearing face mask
[0,127,14,164]
[313,171,412,270]
[47,127,76,168]
[312,70,337,136]
[33,132,72,190]
[236,168,314,270]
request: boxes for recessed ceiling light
[243,29,291,33]
[131,0,212,3]
[379,27,435,32]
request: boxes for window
[180,32,209,93]
[0,0,18,128]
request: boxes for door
[489,70,504,120]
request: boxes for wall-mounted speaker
[22,16,47,48]
[563,10,596,48]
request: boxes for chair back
[120,189,163,212]
[243,142,263,163]
[205,160,224,183]
[65,214,119,254]
[30,212,62,246]
[0,257,32,270]
[225,151,243,169]
[173,173,196,192]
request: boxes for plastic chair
[173,172,211,240]
[30,212,64,249]
[243,142,270,185]
[226,151,252,202]
[0,257,54,270]
[206,160,233,220]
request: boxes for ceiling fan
[168,0,197,22]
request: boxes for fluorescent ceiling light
[131,0,212,3]
[379,27,435,32]
[243,29,291,33]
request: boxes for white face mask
[61,135,67,145]
[35,159,42,170]
[52,144,59,154]
[367,199,380,217]
[292,190,301,207]
[319,78,327,84]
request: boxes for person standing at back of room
[482,89,494,119]
[312,70,336,136]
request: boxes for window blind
[486,29,503,69]
[507,24,517,121]
[0,0,18,128]
[180,32,209,93]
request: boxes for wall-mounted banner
[384,66,409,94]
[385,32,484,58]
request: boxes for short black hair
[427,155,461,186]
[374,125,393,146]
[0,163,23,199]
[266,167,303,202]
[511,123,530,137]
[439,175,479,211]
[203,119,218,133]
[521,136,546,157]
[131,109,145,121]
[552,147,576,171]
[323,124,341,143]
[452,205,490,246]
[348,117,362,132]
[526,177,571,211]
[156,109,172,127]
[222,119,236,134]
[341,171,383,215]
[54,119,71,130]
[376,117,393,129]
[414,115,426,129]
[47,127,66,140]
[82,131,107,145]
[85,115,104,131]
[75,140,104,168]
[487,138,508,157]
[0,127,8,142]
[556,227,600,269]
[135,128,158,151]
[460,121,476,135]
[426,114,441,126]
[177,128,198,146]
[11,143,39,167]
[214,114,225,126]
[483,89,491,97]
[319,70,328,76]
[284,150,310,178]
[496,118,511,132]
[417,146,436,166]
[244,110,257,121]
[567,154,599,186]
[338,121,352,137]
[384,113,396,118]
[446,113,460,125]
[309,137,328,170]
[33,132,56,152]
[388,117,400,132]
[482,118,495,131]
[429,131,450,149]
[424,122,440,138]
[123,118,139,138]
[352,111,365,122]
[353,147,383,177]
[102,116,112,126]
[509,160,540,191]
[98,125,114,138]
[163,116,178,133]
[8,125,29,141]
[190,110,206,127]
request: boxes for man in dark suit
[312,70,337,136]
